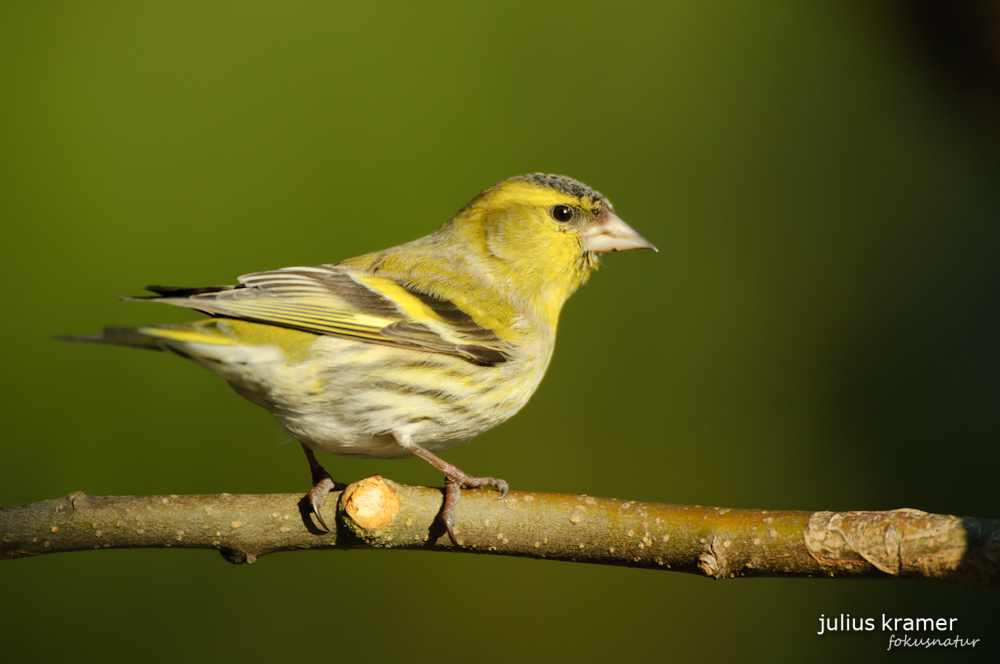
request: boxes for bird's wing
[132,266,508,365]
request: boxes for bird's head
[447,173,655,323]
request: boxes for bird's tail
[56,327,168,351]
[57,323,238,352]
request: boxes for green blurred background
[2,1,999,661]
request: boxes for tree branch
[2,476,997,589]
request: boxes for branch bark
[2,476,997,590]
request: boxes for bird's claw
[441,472,509,545]
[306,475,335,531]
[301,444,338,531]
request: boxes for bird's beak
[581,212,658,253]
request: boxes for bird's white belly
[205,335,543,460]
[275,393,479,459]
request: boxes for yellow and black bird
[71,173,655,541]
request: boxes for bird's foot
[306,474,336,531]
[301,444,337,531]
[389,434,508,545]
[442,469,509,545]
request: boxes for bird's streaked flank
[67,173,655,541]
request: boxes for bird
[68,173,655,543]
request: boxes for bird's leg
[393,433,508,544]
[301,443,336,531]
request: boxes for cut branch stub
[339,475,401,543]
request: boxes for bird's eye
[550,205,574,223]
